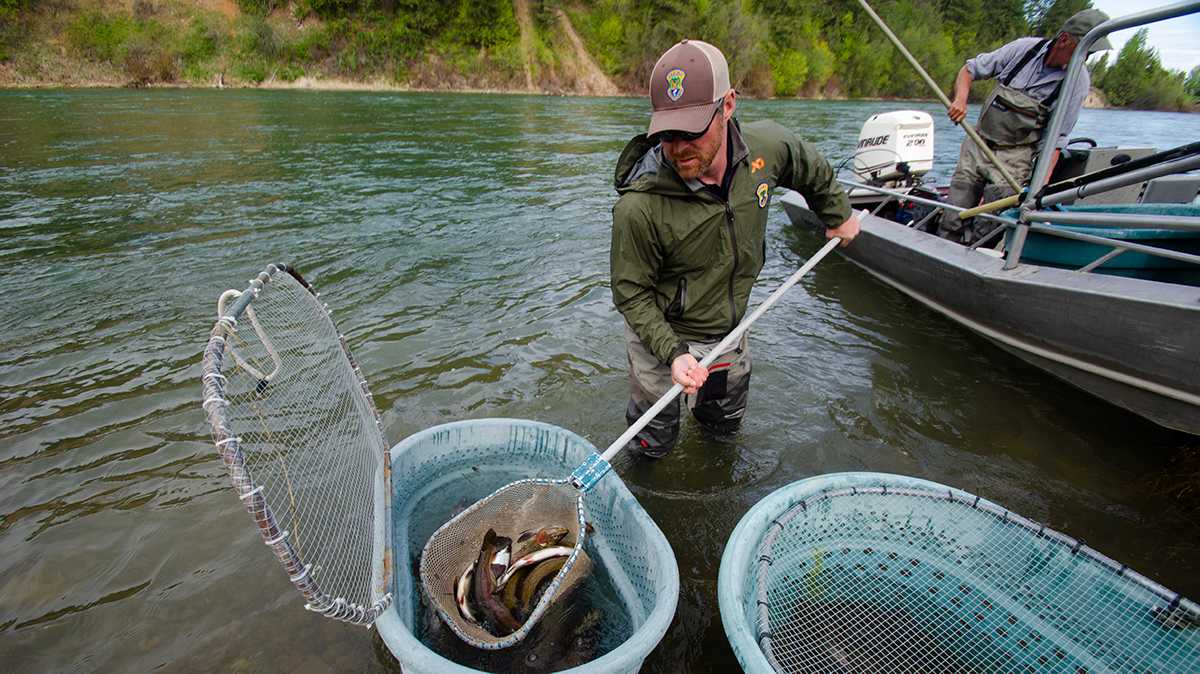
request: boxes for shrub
[125,45,177,85]
[303,0,354,20]
[243,16,284,59]
[235,60,268,83]
[183,17,224,61]
[1,0,25,21]
[67,11,134,62]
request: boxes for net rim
[718,471,1200,674]
[419,477,589,649]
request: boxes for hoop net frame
[200,264,392,625]
[420,478,593,649]
[750,485,1200,673]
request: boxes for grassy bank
[0,0,615,93]
[2,0,1195,112]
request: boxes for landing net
[751,485,1200,673]
[200,264,392,625]
[420,478,592,649]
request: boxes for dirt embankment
[501,0,619,96]
[1,0,623,94]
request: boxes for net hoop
[419,477,590,649]
[727,473,1200,674]
[200,263,393,626]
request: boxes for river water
[1,89,1197,673]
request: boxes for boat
[781,1,1200,436]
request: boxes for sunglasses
[654,101,723,143]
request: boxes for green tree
[1028,0,1093,38]
[1097,28,1188,110]
[1097,29,1152,106]
[1185,65,1200,97]
[451,0,518,48]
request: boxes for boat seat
[1140,175,1200,204]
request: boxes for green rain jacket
[611,118,851,366]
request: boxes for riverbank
[0,0,625,95]
[4,0,1196,111]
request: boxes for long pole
[600,236,843,462]
[853,0,1023,194]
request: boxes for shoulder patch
[757,182,770,208]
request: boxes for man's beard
[667,121,724,181]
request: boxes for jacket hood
[613,135,693,198]
[613,120,750,198]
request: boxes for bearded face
[661,111,726,182]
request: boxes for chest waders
[976,39,1063,149]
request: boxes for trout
[495,545,573,589]
[474,528,521,635]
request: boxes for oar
[853,0,1023,195]
[959,139,1200,218]
[959,193,1022,219]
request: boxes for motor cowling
[853,110,934,185]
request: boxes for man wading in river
[610,39,860,459]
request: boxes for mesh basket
[374,418,679,674]
[719,472,1200,674]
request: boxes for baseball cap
[1062,9,1113,54]
[647,40,731,137]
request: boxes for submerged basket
[719,472,1200,674]
[374,419,679,674]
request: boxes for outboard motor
[853,110,934,186]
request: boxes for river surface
[1,89,1198,673]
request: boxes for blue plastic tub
[719,472,1200,674]
[375,419,678,674]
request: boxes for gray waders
[623,322,752,459]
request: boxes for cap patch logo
[665,69,686,102]
[757,182,770,208]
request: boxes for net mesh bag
[748,481,1200,674]
[420,478,593,649]
[200,264,392,625]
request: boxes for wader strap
[1000,38,1063,110]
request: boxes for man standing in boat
[610,39,859,459]
[938,9,1112,245]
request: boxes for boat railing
[837,178,1200,274]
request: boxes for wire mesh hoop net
[718,472,1200,674]
[420,478,591,649]
[200,263,392,625]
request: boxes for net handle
[599,234,844,462]
[217,291,282,384]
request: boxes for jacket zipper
[724,201,738,334]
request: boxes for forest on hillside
[0,0,1196,110]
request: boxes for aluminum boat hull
[782,192,1200,435]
